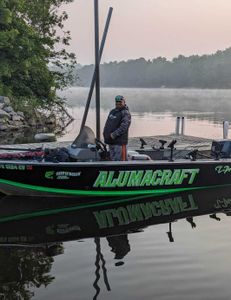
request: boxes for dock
[128,134,211,150]
[0,134,212,152]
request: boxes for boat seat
[128,150,151,161]
[67,145,99,161]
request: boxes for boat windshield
[71,126,96,148]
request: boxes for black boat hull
[0,159,231,197]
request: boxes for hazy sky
[64,0,231,65]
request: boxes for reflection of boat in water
[0,187,231,299]
[0,187,231,246]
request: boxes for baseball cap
[115,95,125,102]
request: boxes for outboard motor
[211,140,231,158]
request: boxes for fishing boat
[0,126,231,197]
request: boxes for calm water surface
[1,188,231,300]
[58,87,231,142]
[1,88,231,299]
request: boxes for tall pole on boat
[94,0,101,140]
[79,7,113,132]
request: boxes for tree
[0,0,75,117]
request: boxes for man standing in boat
[103,95,131,161]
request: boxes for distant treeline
[74,48,231,89]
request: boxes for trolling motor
[139,138,147,149]
[159,139,167,150]
[168,139,177,162]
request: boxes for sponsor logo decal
[93,168,200,188]
[45,171,81,180]
[215,165,231,174]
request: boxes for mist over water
[63,87,231,113]
[58,87,231,141]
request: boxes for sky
[63,0,231,65]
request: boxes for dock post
[175,117,180,135]
[181,116,185,135]
[223,121,229,139]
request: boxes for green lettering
[188,169,200,184]
[93,171,108,188]
[150,170,162,185]
[140,170,153,186]
[127,171,144,187]
[168,170,181,185]
[116,171,130,187]
[160,169,172,185]
[106,171,116,187]
[178,169,189,184]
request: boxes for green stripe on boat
[1,178,231,196]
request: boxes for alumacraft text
[93,168,200,188]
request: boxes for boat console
[211,139,231,158]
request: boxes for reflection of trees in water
[0,245,62,299]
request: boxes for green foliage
[76,48,231,89]
[0,0,75,111]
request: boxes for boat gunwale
[0,158,230,166]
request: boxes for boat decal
[0,164,33,171]
[215,165,231,174]
[1,179,231,197]
[93,169,200,188]
[45,171,81,180]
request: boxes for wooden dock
[0,134,212,152]
[128,134,212,149]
